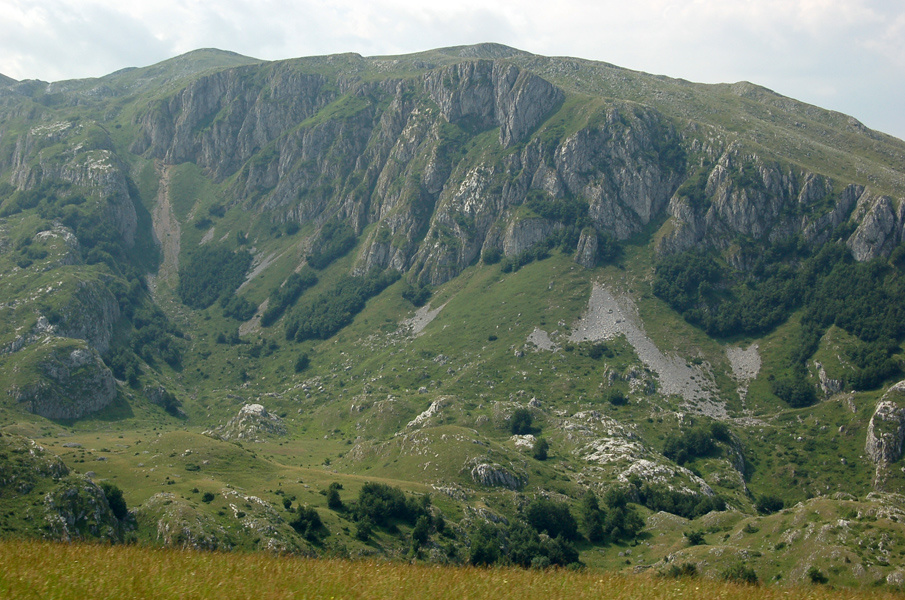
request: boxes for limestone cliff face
[11,122,138,247]
[866,381,905,490]
[11,341,116,420]
[656,147,868,257]
[422,60,563,148]
[848,193,905,261]
[126,57,903,286]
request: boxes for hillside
[1,44,905,588]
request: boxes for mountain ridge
[0,43,904,587]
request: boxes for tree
[581,491,605,543]
[411,515,431,550]
[510,409,533,435]
[533,437,549,461]
[326,482,344,511]
[525,497,578,541]
[100,482,128,520]
[469,522,500,566]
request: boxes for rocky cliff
[866,380,905,489]
[119,53,904,287]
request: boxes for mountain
[1,44,905,586]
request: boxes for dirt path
[147,163,181,297]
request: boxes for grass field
[1,539,899,600]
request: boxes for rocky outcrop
[866,382,905,465]
[55,279,121,354]
[207,403,287,441]
[866,381,905,489]
[0,435,70,493]
[11,340,116,420]
[657,148,870,257]
[137,493,232,551]
[422,61,563,148]
[470,461,525,490]
[11,122,138,247]
[43,475,126,542]
[574,228,598,268]
[848,193,905,261]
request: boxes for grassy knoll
[1,539,898,600]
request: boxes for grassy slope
[3,538,903,600]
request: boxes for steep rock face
[422,61,564,148]
[11,340,116,419]
[131,66,335,179]
[11,122,138,246]
[866,381,905,464]
[657,149,865,256]
[848,193,905,261]
[54,279,121,354]
[574,228,599,268]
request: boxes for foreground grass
[1,540,898,600]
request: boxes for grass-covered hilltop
[2,43,905,591]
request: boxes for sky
[1,0,903,141]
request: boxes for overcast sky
[2,0,903,141]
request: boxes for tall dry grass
[0,540,896,600]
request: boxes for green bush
[663,562,698,578]
[684,530,705,546]
[353,482,425,527]
[285,271,400,342]
[721,563,759,585]
[755,494,784,515]
[290,505,327,541]
[260,268,318,327]
[807,566,828,584]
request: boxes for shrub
[306,219,357,270]
[326,482,343,511]
[294,354,310,373]
[354,482,424,526]
[401,281,431,307]
[201,492,215,503]
[581,492,605,543]
[605,389,628,406]
[663,562,698,578]
[481,247,502,265]
[684,530,705,546]
[177,245,252,310]
[755,494,784,515]
[290,505,326,541]
[468,522,500,566]
[807,566,828,584]
[721,563,759,585]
